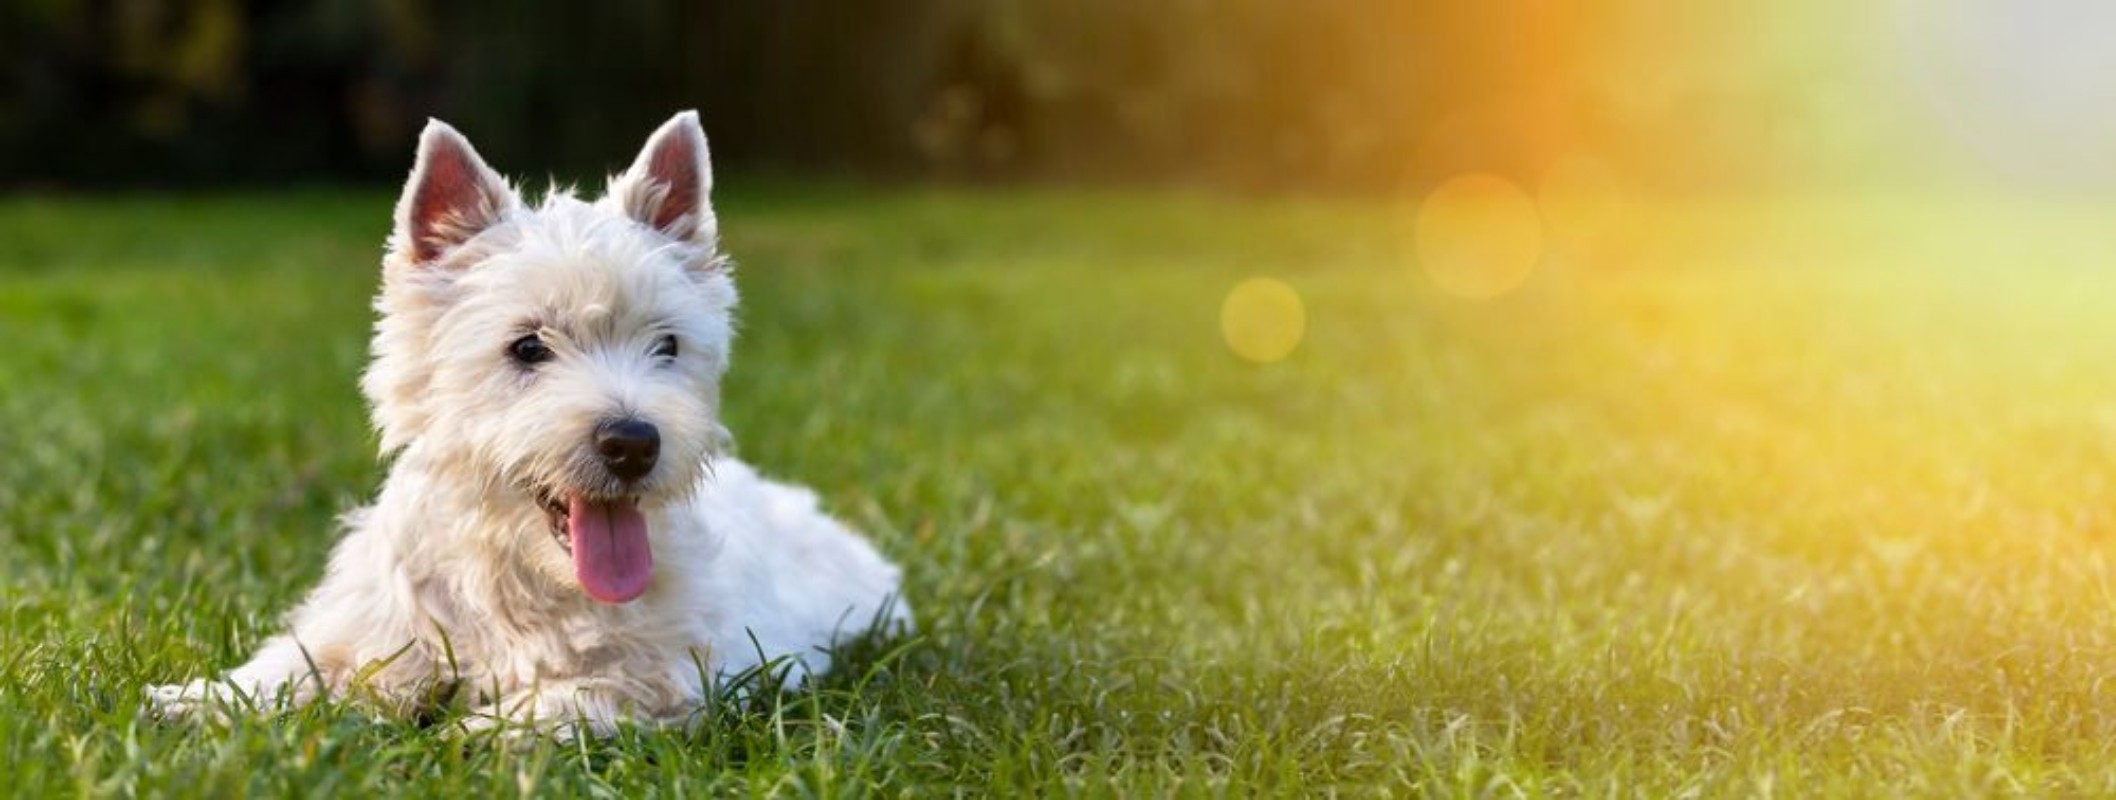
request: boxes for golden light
[1416,173,1543,299]
[1220,278,1306,363]
[1537,155,1625,245]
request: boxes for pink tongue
[568,496,653,603]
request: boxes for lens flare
[1220,278,1306,363]
[1415,173,1544,299]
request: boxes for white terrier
[146,111,911,737]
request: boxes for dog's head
[362,111,736,604]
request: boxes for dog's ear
[391,120,515,266]
[610,110,717,248]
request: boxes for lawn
[7,184,2116,795]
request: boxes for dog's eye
[651,335,679,359]
[509,334,553,365]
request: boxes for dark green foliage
[0,1,1538,191]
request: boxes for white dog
[147,111,911,737]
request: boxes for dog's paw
[143,680,235,723]
[447,708,511,740]
[457,690,637,743]
[449,706,584,745]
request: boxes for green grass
[8,184,2116,795]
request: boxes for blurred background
[10,0,2113,196]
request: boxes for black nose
[594,418,660,482]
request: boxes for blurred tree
[0,0,1820,192]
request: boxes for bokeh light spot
[1416,173,1543,299]
[1220,278,1306,363]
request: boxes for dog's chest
[415,572,693,688]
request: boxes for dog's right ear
[390,120,516,266]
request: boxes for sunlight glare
[1901,0,2116,187]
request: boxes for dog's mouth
[535,487,654,605]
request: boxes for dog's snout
[594,418,661,482]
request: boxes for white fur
[146,112,911,738]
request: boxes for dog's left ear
[611,110,717,250]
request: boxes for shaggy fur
[146,112,911,737]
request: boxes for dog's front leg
[144,635,329,720]
[146,527,438,721]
